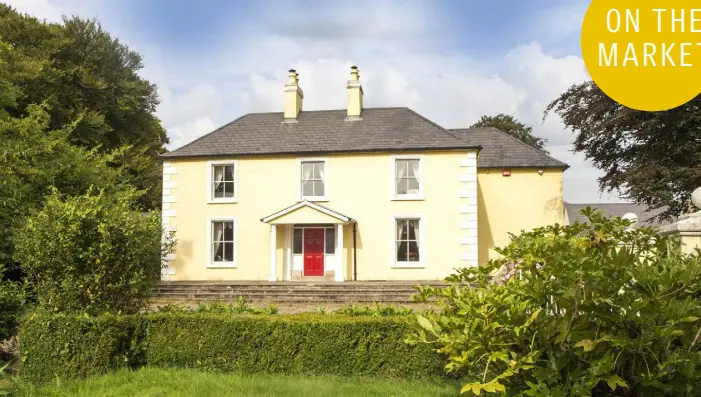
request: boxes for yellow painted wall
[477,169,564,265]
[681,235,701,255]
[166,151,471,281]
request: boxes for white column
[269,224,277,281]
[285,225,292,281]
[335,223,344,282]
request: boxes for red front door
[303,228,325,276]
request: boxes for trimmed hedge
[19,313,145,384]
[19,312,447,384]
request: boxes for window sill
[391,196,424,201]
[207,264,238,269]
[300,197,329,202]
[208,199,238,204]
[392,263,425,269]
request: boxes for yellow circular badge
[581,0,701,111]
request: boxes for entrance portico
[261,201,355,282]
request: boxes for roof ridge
[454,126,568,169]
[242,106,410,116]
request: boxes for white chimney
[284,69,303,120]
[346,65,363,120]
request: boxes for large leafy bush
[13,189,166,315]
[410,209,701,396]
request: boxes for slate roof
[448,127,568,169]
[162,107,479,159]
[564,202,673,227]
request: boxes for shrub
[154,298,279,315]
[20,312,447,384]
[409,208,701,396]
[194,297,279,315]
[13,189,167,315]
[0,281,24,341]
[334,303,415,316]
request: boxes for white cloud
[166,117,218,151]
[8,0,622,203]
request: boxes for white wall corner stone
[163,180,178,189]
[465,181,478,191]
[163,209,177,217]
[162,195,178,203]
[161,266,176,275]
[163,174,171,182]
[459,173,478,182]
[163,161,172,167]
[160,274,170,281]
[460,204,478,214]
[162,203,171,210]
[466,152,478,159]
[461,236,479,245]
[163,166,178,175]
[461,252,479,261]
[165,253,176,262]
[464,259,479,268]
[162,188,171,196]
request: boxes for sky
[5,0,623,203]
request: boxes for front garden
[3,190,701,396]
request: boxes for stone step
[153,282,447,303]
[155,287,424,294]
[153,292,417,303]
[158,291,413,297]
[157,283,445,288]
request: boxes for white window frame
[391,215,425,269]
[206,217,238,268]
[297,157,329,202]
[207,160,238,204]
[391,155,424,200]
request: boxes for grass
[14,367,460,397]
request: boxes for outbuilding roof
[448,127,568,169]
[564,202,673,227]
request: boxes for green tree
[410,209,701,396]
[0,5,167,209]
[0,102,127,277]
[546,81,701,220]
[471,114,548,152]
[14,189,168,315]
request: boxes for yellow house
[160,66,568,282]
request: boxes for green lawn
[15,367,460,397]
